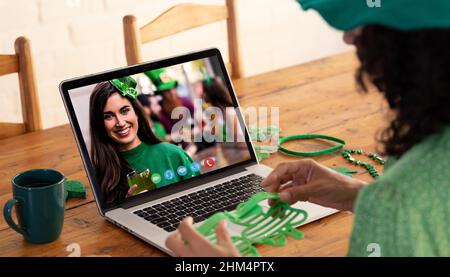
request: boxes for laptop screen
[62,49,255,210]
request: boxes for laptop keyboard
[132,174,264,232]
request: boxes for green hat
[109,77,138,100]
[297,0,450,31]
[144,68,178,93]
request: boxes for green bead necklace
[276,133,385,179]
[341,148,386,178]
[249,127,385,179]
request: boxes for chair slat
[0,55,19,76]
[140,4,228,44]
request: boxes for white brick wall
[0,0,350,129]
[38,0,104,23]
[0,0,40,32]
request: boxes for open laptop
[59,48,337,255]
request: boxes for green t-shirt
[348,127,450,257]
[120,142,199,189]
[153,121,167,141]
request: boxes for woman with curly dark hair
[166,0,450,256]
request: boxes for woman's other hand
[261,159,366,211]
[166,217,240,257]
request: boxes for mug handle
[3,199,26,235]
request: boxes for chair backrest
[123,0,243,79]
[0,36,42,139]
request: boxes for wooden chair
[0,37,42,139]
[123,1,244,79]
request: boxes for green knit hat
[297,0,450,31]
[144,68,178,94]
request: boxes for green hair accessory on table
[248,126,384,178]
[197,192,308,257]
[296,0,450,31]
[250,128,346,158]
[278,134,346,157]
[110,77,138,100]
[278,135,385,178]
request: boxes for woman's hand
[261,159,367,211]
[126,184,138,198]
[126,185,149,198]
[165,217,240,257]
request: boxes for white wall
[0,0,350,129]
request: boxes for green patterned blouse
[348,127,450,256]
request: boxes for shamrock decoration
[109,77,138,100]
[64,179,86,201]
[197,192,308,257]
[331,166,358,177]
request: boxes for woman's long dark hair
[355,25,450,158]
[89,81,160,207]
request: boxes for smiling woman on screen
[89,77,199,207]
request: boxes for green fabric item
[144,68,178,93]
[296,0,450,31]
[349,126,450,256]
[153,121,167,141]
[65,180,86,199]
[120,142,199,188]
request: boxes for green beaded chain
[342,149,386,178]
[249,128,386,179]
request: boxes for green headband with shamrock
[109,77,138,100]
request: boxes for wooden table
[0,52,387,257]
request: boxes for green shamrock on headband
[109,77,138,100]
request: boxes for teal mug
[3,169,65,244]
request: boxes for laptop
[59,48,337,255]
